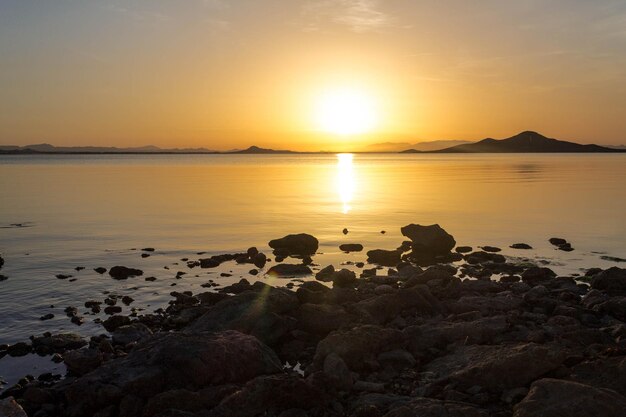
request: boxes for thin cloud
[302,0,392,33]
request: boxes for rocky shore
[1,224,626,417]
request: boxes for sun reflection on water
[336,153,355,213]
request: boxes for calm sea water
[1,153,625,382]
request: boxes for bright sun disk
[314,88,378,135]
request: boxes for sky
[1,0,625,151]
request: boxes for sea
[1,153,625,385]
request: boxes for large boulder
[367,249,402,266]
[62,331,282,417]
[568,356,626,396]
[591,267,626,295]
[311,325,405,373]
[268,233,318,257]
[400,224,456,258]
[422,343,566,392]
[294,303,353,336]
[513,378,626,417]
[0,397,27,417]
[185,288,299,346]
[355,286,443,324]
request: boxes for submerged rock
[108,266,143,280]
[510,243,533,249]
[268,233,319,256]
[339,243,363,252]
[267,263,312,277]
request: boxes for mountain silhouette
[402,131,622,153]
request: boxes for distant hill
[0,143,218,154]
[401,131,623,153]
[372,140,472,152]
[229,146,296,154]
[607,144,626,150]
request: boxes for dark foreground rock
[10,224,626,417]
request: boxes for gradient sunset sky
[1,1,625,151]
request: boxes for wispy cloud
[302,0,391,33]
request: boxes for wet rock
[296,281,330,304]
[480,246,501,252]
[322,352,353,391]
[62,331,282,417]
[268,233,319,257]
[591,267,626,295]
[112,323,153,346]
[0,254,3,269]
[339,243,364,252]
[220,278,252,294]
[513,378,626,417]
[311,325,404,373]
[104,306,122,315]
[267,263,312,277]
[102,315,131,332]
[521,266,556,284]
[295,303,353,335]
[186,287,299,346]
[385,398,488,417]
[332,268,357,288]
[253,253,267,269]
[510,243,533,250]
[343,228,349,235]
[401,223,456,257]
[0,274,7,282]
[367,249,401,266]
[64,348,104,376]
[356,286,442,324]
[142,248,155,252]
[569,356,626,396]
[377,349,416,371]
[465,251,506,264]
[31,333,87,353]
[315,265,335,282]
[7,342,31,357]
[108,266,143,280]
[455,246,473,253]
[39,313,54,321]
[56,274,72,279]
[94,267,107,274]
[211,374,329,417]
[0,397,28,417]
[549,238,567,246]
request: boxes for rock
[311,325,404,372]
[339,243,363,252]
[108,266,143,280]
[104,306,122,315]
[94,267,107,274]
[591,267,626,295]
[39,313,54,321]
[268,233,319,256]
[64,348,104,376]
[510,243,533,249]
[521,266,556,284]
[595,296,626,321]
[549,238,567,246]
[332,269,357,288]
[374,284,395,295]
[400,224,456,257]
[267,263,312,277]
[0,397,28,417]
[296,281,330,304]
[424,343,566,392]
[142,247,155,252]
[211,374,329,417]
[513,378,626,417]
[367,249,401,266]
[0,255,3,269]
[253,253,267,269]
[385,398,488,417]
[343,228,349,235]
[356,286,443,324]
[56,274,72,279]
[455,246,473,253]
[601,255,626,262]
[62,331,282,417]
[31,333,87,353]
[112,323,153,345]
[295,303,352,335]
[7,342,31,357]
[315,265,335,282]
[102,315,131,332]
[569,356,626,396]
[480,246,501,252]
[377,349,416,371]
[142,386,237,417]
[464,251,506,264]
[186,287,299,346]
[323,353,353,390]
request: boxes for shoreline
[1,224,626,416]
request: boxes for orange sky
[1,1,625,150]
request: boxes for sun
[314,87,378,135]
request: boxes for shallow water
[1,153,625,384]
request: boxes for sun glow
[314,88,378,135]
[336,153,355,213]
